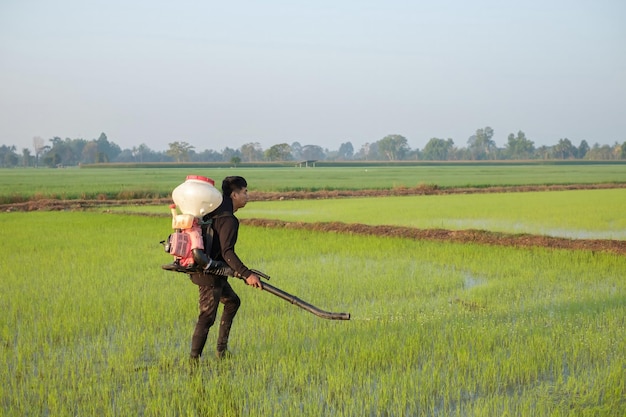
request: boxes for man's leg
[216,280,241,356]
[190,281,223,358]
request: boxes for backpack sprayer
[161,175,350,321]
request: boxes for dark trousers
[190,275,241,358]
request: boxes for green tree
[552,138,576,159]
[121,143,159,163]
[505,131,534,159]
[221,147,240,162]
[42,150,62,167]
[21,148,32,167]
[193,149,223,162]
[290,142,302,160]
[422,138,454,160]
[0,145,18,167]
[577,140,590,159]
[467,127,496,160]
[300,145,325,161]
[33,136,48,167]
[95,133,121,162]
[265,143,292,161]
[584,143,612,160]
[354,142,372,160]
[166,141,194,162]
[337,142,354,160]
[81,142,98,163]
[364,142,381,160]
[536,145,551,160]
[377,134,409,160]
[240,142,263,162]
[46,137,79,166]
[95,151,109,163]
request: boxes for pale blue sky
[1,0,625,152]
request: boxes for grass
[240,188,626,240]
[111,188,626,240]
[2,211,624,416]
[1,164,626,202]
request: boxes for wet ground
[3,183,625,255]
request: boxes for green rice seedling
[109,187,626,240]
[1,211,624,416]
[242,188,626,239]
[2,164,626,202]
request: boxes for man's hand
[245,273,263,289]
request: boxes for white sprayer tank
[172,175,223,218]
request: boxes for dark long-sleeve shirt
[190,196,252,287]
[208,197,252,279]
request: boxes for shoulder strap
[200,218,214,257]
[200,211,231,257]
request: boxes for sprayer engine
[163,175,223,270]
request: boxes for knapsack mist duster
[161,175,351,321]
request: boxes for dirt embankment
[241,218,626,256]
[2,183,625,256]
[248,182,626,200]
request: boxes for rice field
[1,163,625,202]
[111,188,626,240]
[1,210,624,416]
[1,165,624,416]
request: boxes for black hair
[222,176,247,197]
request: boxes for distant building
[296,160,317,167]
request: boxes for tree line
[1,128,625,168]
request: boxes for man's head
[222,176,249,211]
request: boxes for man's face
[231,186,249,211]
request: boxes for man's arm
[215,215,252,277]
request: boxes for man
[189,176,262,361]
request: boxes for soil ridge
[2,183,624,255]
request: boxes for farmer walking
[189,176,262,361]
